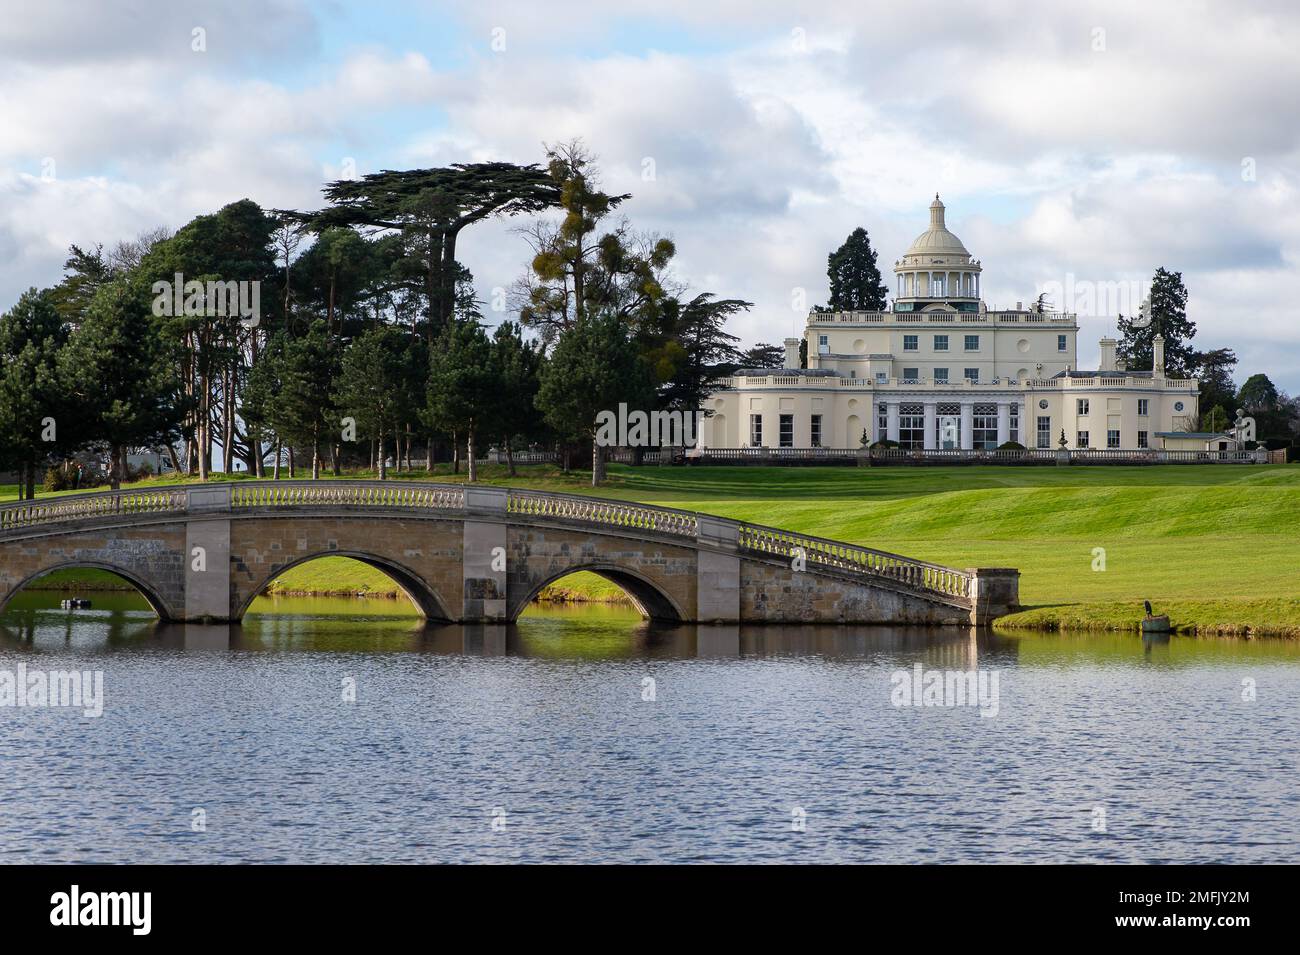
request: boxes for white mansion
[698,195,1201,452]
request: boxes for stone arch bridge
[0,482,1018,626]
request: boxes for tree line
[0,141,751,497]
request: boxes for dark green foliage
[827,227,888,312]
[332,326,415,479]
[1117,267,1196,376]
[739,343,784,368]
[537,312,654,485]
[56,276,186,488]
[0,289,68,497]
[427,318,496,481]
[287,162,559,338]
[1194,347,1237,416]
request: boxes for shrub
[43,466,70,492]
[996,441,1026,451]
[870,439,900,449]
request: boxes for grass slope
[7,464,1299,634]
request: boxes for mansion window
[877,405,888,442]
[1009,403,1020,444]
[934,367,949,383]
[875,372,887,384]
[1138,430,1149,449]
[903,335,918,351]
[964,367,979,383]
[1036,416,1051,449]
[810,414,822,448]
[779,414,794,448]
[1077,430,1090,448]
[903,368,920,383]
[933,334,949,351]
[818,334,828,352]
[899,403,925,449]
[1076,398,1089,415]
[749,414,763,447]
[1138,399,1149,416]
[964,335,979,351]
[1057,334,1068,351]
[1107,429,1121,449]
[937,403,961,449]
[973,403,998,450]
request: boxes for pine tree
[0,289,67,498]
[1117,267,1196,376]
[489,321,546,476]
[332,326,414,480]
[536,313,654,486]
[57,276,185,489]
[427,318,496,483]
[827,227,888,312]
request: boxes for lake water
[2,591,1299,864]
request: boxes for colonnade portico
[896,270,980,299]
[877,395,1020,450]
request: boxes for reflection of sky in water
[3,593,1299,864]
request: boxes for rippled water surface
[3,592,1299,864]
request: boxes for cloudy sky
[2,0,1298,389]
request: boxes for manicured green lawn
[8,464,1300,634]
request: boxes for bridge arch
[236,550,453,622]
[509,562,686,624]
[0,561,177,620]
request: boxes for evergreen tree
[489,321,546,476]
[333,326,414,480]
[427,318,496,482]
[536,312,654,486]
[639,293,747,419]
[245,321,339,478]
[287,162,559,338]
[518,141,673,346]
[0,289,67,498]
[1117,267,1196,376]
[57,276,186,489]
[1193,347,1237,417]
[827,227,888,312]
[738,343,784,369]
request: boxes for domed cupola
[892,194,982,312]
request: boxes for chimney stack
[1098,337,1117,372]
[784,337,801,369]
[1153,335,1166,379]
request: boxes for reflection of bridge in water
[0,482,1018,627]
[0,613,1023,665]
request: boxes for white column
[960,402,974,450]
[886,403,899,443]
[996,402,1010,446]
[923,402,937,450]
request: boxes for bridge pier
[696,515,742,623]
[183,485,233,622]
[462,486,509,622]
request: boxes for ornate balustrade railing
[506,489,698,538]
[230,482,464,511]
[0,487,188,533]
[736,523,972,599]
